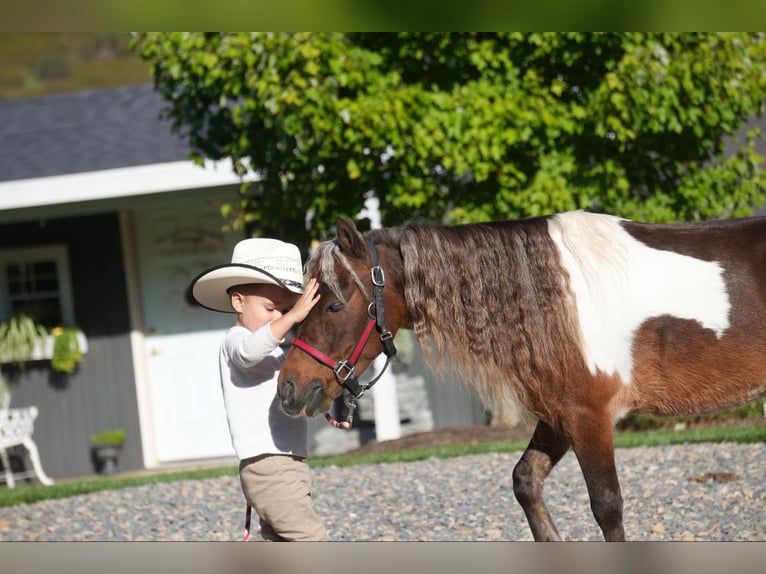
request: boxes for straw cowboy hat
[190,238,305,312]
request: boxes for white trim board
[0,159,257,215]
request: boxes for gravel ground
[1,442,764,542]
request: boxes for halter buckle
[380,330,397,357]
[333,360,356,383]
[371,266,385,287]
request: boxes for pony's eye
[327,301,345,313]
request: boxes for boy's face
[230,284,298,332]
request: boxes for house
[0,84,485,479]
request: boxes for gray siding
[414,350,488,429]
[0,212,141,479]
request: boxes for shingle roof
[0,84,189,182]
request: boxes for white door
[134,203,242,462]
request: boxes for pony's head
[278,218,407,417]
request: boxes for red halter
[291,316,378,393]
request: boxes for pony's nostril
[279,380,295,403]
[309,380,323,394]
[305,380,328,415]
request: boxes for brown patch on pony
[630,314,766,416]
[624,217,766,417]
[399,218,591,427]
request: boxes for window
[0,245,75,328]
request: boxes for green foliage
[133,33,766,244]
[91,428,126,447]
[617,413,666,431]
[617,399,765,431]
[50,327,83,373]
[0,33,151,100]
[732,399,766,418]
[0,314,48,368]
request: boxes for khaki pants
[239,454,327,541]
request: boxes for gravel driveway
[1,442,763,541]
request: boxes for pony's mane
[305,227,403,304]
[307,219,583,424]
[400,219,583,424]
[306,240,369,303]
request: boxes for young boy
[189,237,326,541]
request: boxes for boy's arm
[268,278,321,341]
[224,324,283,370]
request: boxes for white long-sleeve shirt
[219,323,307,460]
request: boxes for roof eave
[0,159,257,223]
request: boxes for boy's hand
[286,277,321,323]
[268,278,321,341]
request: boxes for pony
[277,210,766,541]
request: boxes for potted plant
[0,313,48,366]
[90,428,126,475]
[0,313,48,406]
[1,313,87,370]
[50,326,84,373]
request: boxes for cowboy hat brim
[189,263,304,313]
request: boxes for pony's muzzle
[278,378,326,417]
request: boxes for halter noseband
[291,237,398,427]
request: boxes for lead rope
[324,393,358,429]
[243,504,252,541]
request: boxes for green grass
[311,423,766,468]
[2,423,765,508]
[0,465,238,508]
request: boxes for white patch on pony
[548,211,731,385]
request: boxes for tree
[133,33,766,244]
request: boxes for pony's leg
[569,420,625,541]
[512,419,571,541]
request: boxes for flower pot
[91,443,122,475]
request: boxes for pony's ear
[336,217,367,260]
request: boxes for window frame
[0,244,75,326]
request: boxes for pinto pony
[277,211,766,541]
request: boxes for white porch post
[371,354,401,441]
